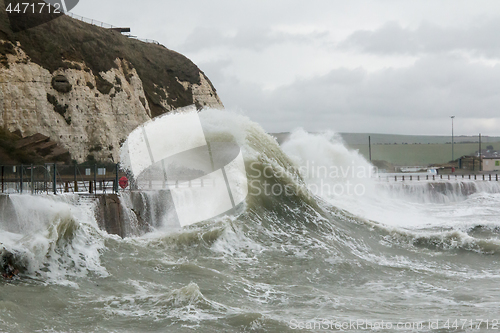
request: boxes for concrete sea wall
[0,192,175,238]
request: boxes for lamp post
[451,116,455,162]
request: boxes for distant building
[482,157,500,172]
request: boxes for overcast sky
[73,0,500,136]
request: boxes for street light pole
[451,116,455,162]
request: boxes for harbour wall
[0,192,174,238]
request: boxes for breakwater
[3,178,500,237]
[0,192,175,238]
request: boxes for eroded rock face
[0,44,223,163]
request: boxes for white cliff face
[192,73,223,108]
[0,43,223,163]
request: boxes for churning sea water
[1,109,500,332]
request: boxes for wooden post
[368,136,372,161]
[1,165,4,193]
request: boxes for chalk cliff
[0,0,223,163]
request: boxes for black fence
[380,173,500,182]
[0,163,124,195]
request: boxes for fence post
[410,175,412,181]
[44,165,47,193]
[74,164,78,192]
[489,174,491,181]
[115,163,119,193]
[20,164,23,194]
[1,165,3,193]
[53,163,57,195]
[94,164,97,194]
[31,164,34,194]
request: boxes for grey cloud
[340,19,500,57]
[179,26,328,53]
[217,55,500,134]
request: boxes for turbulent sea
[2,110,500,332]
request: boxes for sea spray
[0,195,108,285]
[3,110,500,331]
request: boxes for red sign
[119,176,129,189]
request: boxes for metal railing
[378,173,500,182]
[66,12,161,45]
[0,163,121,195]
[0,164,214,195]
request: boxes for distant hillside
[270,132,500,166]
[271,132,500,146]
[338,133,500,145]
